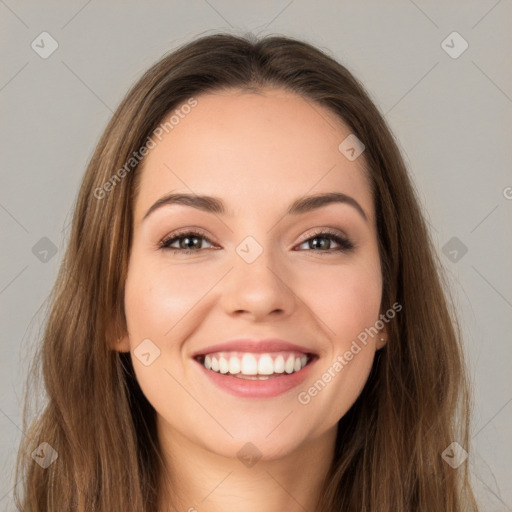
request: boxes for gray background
[1,1,511,510]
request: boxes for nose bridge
[221,233,296,317]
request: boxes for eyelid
[297,226,348,242]
[159,227,215,246]
[158,226,355,254]
[295,227,356,252]
[159,227,346,245]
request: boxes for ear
[376,319,388,350]
[112,333,131,353]
[376,334,387,350]
[106,323,131,353]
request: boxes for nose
[219,245,297,321]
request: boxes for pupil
[181,236,201,249]
[311,237,328,250]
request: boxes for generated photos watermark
[297,301,402,405]
[93,97,198,200]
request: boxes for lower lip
[194,357,317,398]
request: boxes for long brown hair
[14,32,479,511]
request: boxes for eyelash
[158,228,355,255]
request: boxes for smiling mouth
[194,351,315,380]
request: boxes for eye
[159,230,216,255]
[296,230,355,253]
[158,229,355,255]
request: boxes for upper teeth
[201,352,308,376]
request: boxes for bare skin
[114,87,387,512]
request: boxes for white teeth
[274,355,285,373]
[228,356,240,374]
[200,351,309,376]
[219,356,229,374]
[258,354,274,375]
[285,355,295,374]
[240,354,258,375]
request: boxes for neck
[157,418,337,512]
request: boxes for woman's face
[118,87,386,460]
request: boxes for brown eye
[159,231,215,253]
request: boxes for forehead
[134,88,373,223]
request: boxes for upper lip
[192,338,317,358]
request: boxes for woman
[15,32,479,511]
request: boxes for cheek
[299,343,375,434]
[123,255,210,342]
[122,255,200,420]
[300,260,383,344]
[295,265,382,428]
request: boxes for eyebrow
[142,191,368,222]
